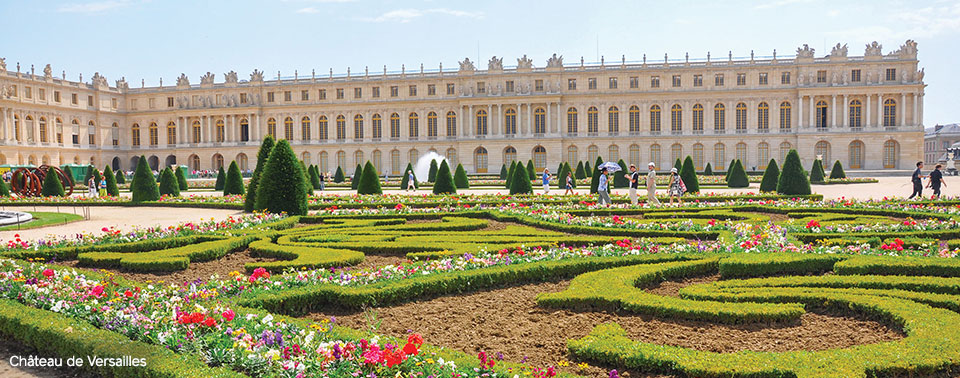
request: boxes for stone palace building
[0,40,925,176]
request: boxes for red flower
[805,219,820,229]
[203,316,217,327]
[42,269,54,278]
[407,333,424,347]
[222,309,235,321]
[91,285,104,297]
[124,290,133,297]
[402,341,419,356]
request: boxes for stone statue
[865,41,882,56]
[92,72,108,87]
[458,57,476,71]
[901,71,907,83]
[487,56,503,71]
[830,43,848,57]
[200,72,215,85]
[796,44,815,59]
[517,54,533,69]
[115,77,129,90]
[0,58,5,72]
[546,53,563,68]
[250,69,264,83]
[224,71,238,84]
[176,73,190,87]
[891,39,919,59]
[842,72,849,85]
[918,68,925,81]
[43,64,52,78]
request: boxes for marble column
[842,95,848,127]
[900,93,906,127]
[796,96,803,128]
[865,95,871,127]
[912,93,919,126]
[876,94,883,127]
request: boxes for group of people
[909,161,947,200]
[86,172,108,197]
[541,162,684,207]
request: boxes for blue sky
[2,0,958,125]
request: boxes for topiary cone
[433,160,457,194]
[777,150,811,195]
[254,139,309,215]
[759,158,780,192]
[223,160,245,195]
[131,155,160,202]
[357,161,383,195]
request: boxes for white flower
[261,314,274,324]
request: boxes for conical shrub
[254,139,309,215]
[674,158,682,172]
[357,161,382,195]
[454,163,470,189]
[333,166,345,183]
[727,160,749,188]
[526,160,536,180]
[725,160,736,181]
[556,162,572,190]
[351,164,363,190]
[614,159,630,188]
[810,159,825,184]
[433,160,457,194]
[308,165,321,189]
[759,159,780,192]
[428,159,439,182]
[243,135,275,212]
[777,150,811,195]
[41,169,65,197]
[115,169,125,185]
[400,162,418,189]
[214,166,226,190]
[223,161,245,195]
[499,164,508,180]
[680,156,700,194]
[590,156,604,194]
[131,155,160,202]
[102,165,119,196]
[505,161,517,189]
[830,160,846,179]
[575,161,586,179]
[175,166,188,191]
[584,161,592,178]
[510,161,532,195]
[0,177,9,196]
[158,167,180,197]
[704,163,713,176]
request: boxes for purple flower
[609,370,619,378]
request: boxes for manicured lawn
[0,211,84,231]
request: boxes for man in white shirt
[646,162,660,205]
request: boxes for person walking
[564,172,575,195]
[908,161,924,199]
[98,174,107,197]
[87,175,97,198]
[668,167,684,206]
[318,171,325,191]
[406,170,416,192]
[597,167,611,206]
[646,162,660,206]
[626,164,640,205]
[928,164,946,199]
[541,168,551,194]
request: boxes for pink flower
[42,269,54,278]
[222,309,235,321]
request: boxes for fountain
[0,211,32,227]
[413,151,448,180]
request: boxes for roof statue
[115,77,129,90]
[200,72,215,85]
[830,43,848,57]
[250,69,264,83]
[890,39,918,59]
[517,54,533,69]
[176,73,190,87]
[488,56,503,71]
[0,57,5,72]
[796,44,815,59]
[546,53,563,68]
[458,57,475,72]
[92,72,108,88]
[43,64,52,78]
[865,41,882,56]
[224,71,238,84]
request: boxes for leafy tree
[590,156,604,194]
[703,163,713,176]
[308,165,321,189]
[810,159,826,184]
[254,140,309,215]
[115,169,125,185]
[584,161,592,178]
[357,161,382,195]
[0,176,9,196]
[131,155,160,202]
[759,159,780,192]
[158,167,181,197]
[333,166,345,183]
[454,163,470,189]
[575,161,586,179]
[777,150,812,195]
[427,159,439,182]
[83,165,96,184]
[432,160,457,194]
[499,164,508,180]
[674,158,682,172]
[223,161,245,195]
[41,169,66,197]
[505,161,517,189]
[526,160,536,180]
[214,166,226,191]
[351,164,363,190]
[243,135,275,212]
[509,161,533,194]
[102,165,119,196]
[830,160,847,179]
[680,156,700,194]
[175,166,188,192]
[400,162,418,189]
[727,160,750,188]
[556,162,572,190]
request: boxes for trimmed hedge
[255,139,309,215]
[432,160,456,194]
[103,165,120,196]
[223,160,245,195]
[680,156,700,194]
[356,161,382,195]
[400,162,418,189]
[454,163,470,189]
[777,149,811,195]
[157,167,180,197]
[830,159,847,179]
[214,166,226,191]
[509,161,533,195]
[243,135,275,212]
[41,167,66,197]
[427,159,438,182]
[130,155,159,202]
[175,166,188,192]
[759,158,779,192]
[726,159,749,188]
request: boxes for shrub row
[78,234,263,272]
[718,253,844,278]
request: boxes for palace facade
[0,40,925,176]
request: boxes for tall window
[849,140,864,169]
[390,150,401,174]
[588,145,599,163]
[815,100,828,129]
[192,120,201,143]
[567,146,578,164]
[608,145,620,162]
[587,106,599,134]
[371,114,381,140]
[267,118,277,138]
[779,142,792,162]
[670,144,683,166]
[149,123,159,146]
[38,117,47,143]
[692,143,704,170]
[628,105,640,133]
[757,142,769,169]
[337,151,347,170]
[757,102,769,131]
[504,146,517,163]
[566,107,577,134]
[649,105,661,132]
[692,104,704,132]
[670,104,682,133]
[650,144,661,167]
[372,150,382,172]
[318,116,328,140]
[735,142,747,165]
[607,106,619,133]
[629,144,641,168]
[284,117,294,140]
[714,104,725,131]
[215,120,224,142]
[354,150,364,167]
[779,102,792,130]
[409,112,420,138]
[534,107,546,134]
[714,143,726,168]
[475,110,487,135]
[533,146,547,172]
[849,100,862,128]
[446,111,457,137]
[167,122,177,144]
[427,112,438,138]
[474,147,488,173]
[506,109,518,135]
[302,116,312,140]
[815,141,831,164]
[883,99,897,127]
[390,113,400,139]
[214,154,224,170]
[353,115,364,140]
[239,119,249,142]
[336,115,346,140]
[735,103,747,132]
[883,140,898,168]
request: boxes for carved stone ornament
[224,71,238,84]
[250,69,264,83]
[487,56,503,71]
[517,54,533,69]
[176,73,190,87]
[0,57,5,72]
[115,77,129,90]
[92,72,108,88]
[200,72,215,85]
[795,44,815,59]
[864,41,882,56]
[918,68,925,81]
[890,39,918,59]
[458,57,476,72]
[43,64,53,78]
[830,43,848,57]
[546,53,563,68]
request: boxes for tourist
[98,174,107,197]
[406,170,416,192]
[318,171,325,190]
[626,164,639,205]
[541,168,551,194]
[668,167,684,206]
[908,161,924,199]
[646,162,660,206]
[597,167,611,206]
[87,175,97,197]
[927,164,946,199]
[564,172,574,195]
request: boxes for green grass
[0,211,84,231]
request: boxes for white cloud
[360,8,483,23]
[753,0,815,10]
[57,0,130,13]
[296,7,321,13]
[826,1,960,42]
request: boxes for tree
[509,161,533,194]
[556,162,572,190]
[674,158,682,172]
[131,155,160,202]
[614,159,630,188]
[158,167,181,197]
[777,150,812,195]
[433,160,457,194]
[727,160,750,188]
[703,163,714,176]
[584,161,592,178]
[254,140,309,215]
[308,165,321,189]
[810,159,826,184]
[759,159,780,192]
[357,161,383,195]
[400,162,418,189]
[243,135,275,212]
[428,159,439,182]
[526,160,536,180]
[575,161,586,180]
[680,156,700,194]
[454,163,470,189]
[830,160,847,179]
[725,160,737,181]
[333,166,345,183]
[499,164,508,180]
[214,166,226,191]
[505,161,517,189]
[41,169,65,197]
[83,165,96,184]
[0,177,8,197]
[351,164,363,190]
[590,156,604,194]
[175,166,188,192]
[115,169,125,185]
[102,165,119,196]
[91,169,103,188]
[223,161,245,195]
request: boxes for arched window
[692,104,704,132]
[757,142,770,169]
[566,107,577,134]
[336,115,346,140]
[267,118,277,138]
[131,123,140,147]
[390,113,400,139]
[849,140,865,169]
[446,148,458,167]
[336,151,347,170]
[192,120,202,143]
[629,144,641,167]
[237,153,249,171]
[883,99,897,127]
[474,110,487,136]
[714,103,725,131]
[628,105,641,133]
[735,142,748,165]
[318,116,328,140]
[504,108,518,135]
[607,106,619,133]
[409,112,420,138]
[367,114,379,140]
[692,143,704,170]
[757,102,769,131]
[213,154,224,170]
[533,146,547,172]
[587,106,599,134]
[714,143,726,168]
[427,112,438,138]
[39,117,48,143]
[650,144,662,168]
[849,100,862,128]
[25,116,34,143]
[567,145,578,164]
[239,119,249,142]
[608,145,620,162]
[649,105,661,132]
[216,119,225,142]
[588,145,599,163]
[670,104,682,133]
[815,140,831,164]
[167,122,177,145]
[408,149,419,165]
[446,111,457,137]
[354,150,364,167]
[56,118,64,144]
[779,102,792,130]
[390,150,400,174]
[670,143,683,166]
[779,141,792,162]
[302,151,312,165]
[354,114,364,140]
[735,102,747,132]
[149,122,159,146]
[302,116,312,140]
[883,140,899,168]
[503,146,517,164]
[815,100,828,128]
[474,147,489,173]
[12,115,20,142]
[189,154,200,171]
[535,107,547,134]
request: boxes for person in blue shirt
[597,167,611,206]
[541,168,551,194]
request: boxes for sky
[1,0,958,126]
